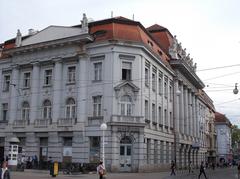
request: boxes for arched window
[22,101,30,120]
[43,100,52,119]
[66,98,76,118]
[120,95,132,116]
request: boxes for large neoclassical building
[0,14,214,172]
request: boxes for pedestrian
[0,161,10,179]
[97,161,105,179]
[188,161,194,173]
[198,161,207,179]
[170,160,176,176]
[237,162,240,179]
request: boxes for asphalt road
[11,167,238,179]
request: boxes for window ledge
[43,84,52,88]
[92,80,102,83]
[66,82,76,85]
[22,87,30,90]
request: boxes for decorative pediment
[21,26,88,46]
[114,81,140,100]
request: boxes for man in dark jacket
[0,161,10,179]
[198,161,207,179]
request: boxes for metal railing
[57,118,77,126]
[34,118,51,127]
[12,120,29,128]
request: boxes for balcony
[88,116,103,126]
[110,115,145,126]
[34,118,51,128]
[57,118,77,127]
[12,120,29,128]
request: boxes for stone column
[193,94,197,138]
[25,132,38,157]
[72,131,84,163]
[179,82,184,134]
[184,86,189,135]
[195,97,199,138]
[77,55,88,123]
[110,129,119,172]
[138,128,145,171]
[48,132,62,162]
[52,58,63,123]
[173,80,179,132]
[163,141,166,164]
[9,64,19,123]
[188,89,192,137]
[30,62,40,124]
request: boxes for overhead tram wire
[197,64,240,72]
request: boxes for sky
[1,0,240,125]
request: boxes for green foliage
[232,125,240,146]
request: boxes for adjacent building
[215,112,232,164]
[0,14,216,172]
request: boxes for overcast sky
[1,0,240,125]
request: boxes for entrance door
[119,144,132,172]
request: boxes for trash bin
[50,161,58,177]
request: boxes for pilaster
[9,64,19,123]
[30,61,40,124]
[52,58,63,123]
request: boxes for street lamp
[173,84,181,169]
[100,123,107,167]
[233,83,239,94]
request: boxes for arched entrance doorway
[119,136,132,172]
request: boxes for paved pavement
[11,167,238,179]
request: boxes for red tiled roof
[215,112,232,127]
[147,24,166,32]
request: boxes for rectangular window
[94,62,102,81]
[169,81,173,101]
[164,77,168,98]
[44,69,52,86]
[68,66,76,83]
[89,137,100,162]
[2,103,8,121]
[170,112,173,128]
[23,72,31,88]
[122,62,132,80]
[164,109,168,127]
[93,96,102,116]
[152,73,156,91]
[152,103,156,123]
[145,100,149,120]
[145,68,149,87]
[158,106,162,125]
[3,75,10,92]
[158,72,163,95]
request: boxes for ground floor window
[89,137,100,163]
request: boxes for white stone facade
[0,17,213,172]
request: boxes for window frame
[65,98,76,119]
[93,96,102,117]
[122,61,132,81]
[93,62,102,81]
[23,72,31,88]
[21,101,30,121]
[3,75,10,92]
[67,66,76,84]
[42,100,52,119]
[44,69,52,86]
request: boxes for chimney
[15,29,22,47]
